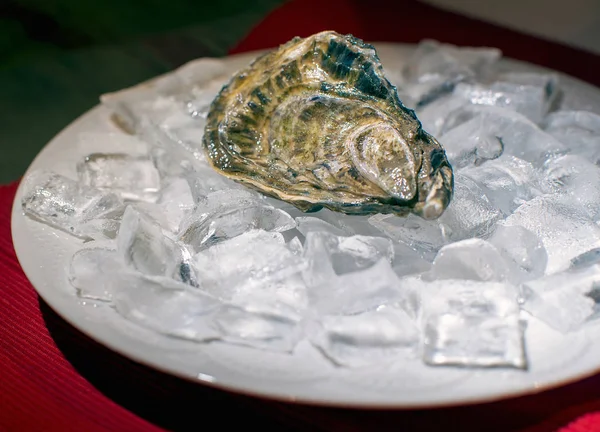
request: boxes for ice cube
[402,40,501,107]
[296,216,348,237]
[542,110,600,161]
[461,156,544,215]
[210,301,304,352]
[100,57,226,132]
[21,170,124,240]
[149,145,197,179]
[134,176,195,233]
[140,104,207,165]
[260,199,307,223]
[489,224,548,281]
[193,229,306,301]
[331,235,395,273]
[570,248,600,271]
[416,93,468,136]
[118,94,185,134]
[430,238,511,282]
[101,77,179,133]
[439,114,504,169]
[439,106,566,167]
[437,174,503,242]
[311,306,419,368]
[391,242,433,277]
[308,259,409,316]
[544,155,600,220]
[504,195,600,274]
[104,91,207,175]
[421,280,526,369]
[117,206,197,286]
[77,153,161,202]
[230,270,309,313]
[301,232,337,287]
[76,132,149,156]
[453,72,559,124]
[312,210,385,237]
[69,247,125,301]
[155,176,195,231]
[178,189,295,252]
[287,236,304,256]
[543,110,600,134]
[302,231,394,287]
[183,165,244,202]
[113,274,220,341]
[368,213,447,260]
[520,264,600,333]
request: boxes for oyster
[203,31,453,220]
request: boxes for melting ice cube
[368,213,446,260]
[438,114,505,169]
[439,106,566,167]
[314,210,385,237]
[101,59,228,171]
[520,263,600,333]
[307,258,410,316]
[402,40,500,107]
[437,174,503,242]
[431,238,511,282]
[178,189,295,252]
[69,247,125,301]
[570,248,600,271]
[286,236,303,256]
[183,164,244,202]
[113,274,220,341]
[134,176,195,233]
[544,154,600,220]
[542,110,600,161]
[461,156,544,215]
[296,216,348,237]
[391,242,433,278]
[416,93,468,137]
[193,229,306,302]
[21,170,124,240]
[489,224,548,282]
[117,206,197,286]
[453,72,559,124]
[504,195,600,274]
[100,57,226,133]
[420,280,526,369]
[76,132,149,156]
[302,231,394,287]
[77,153,161,202]
[210,301,304,352]
[311,306,419,368]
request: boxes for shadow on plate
[40,297,600,432]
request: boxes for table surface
[3,0,600,431]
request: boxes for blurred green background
[0,0,286,183]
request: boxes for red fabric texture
[3,1,600,431]
[561,413,600,432]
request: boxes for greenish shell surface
[202,31,454,219]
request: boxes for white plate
[11,43,600,408]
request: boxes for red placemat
[4,1,600,431]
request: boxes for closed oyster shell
[203,31,453,219]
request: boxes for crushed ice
[21,41,600,370]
